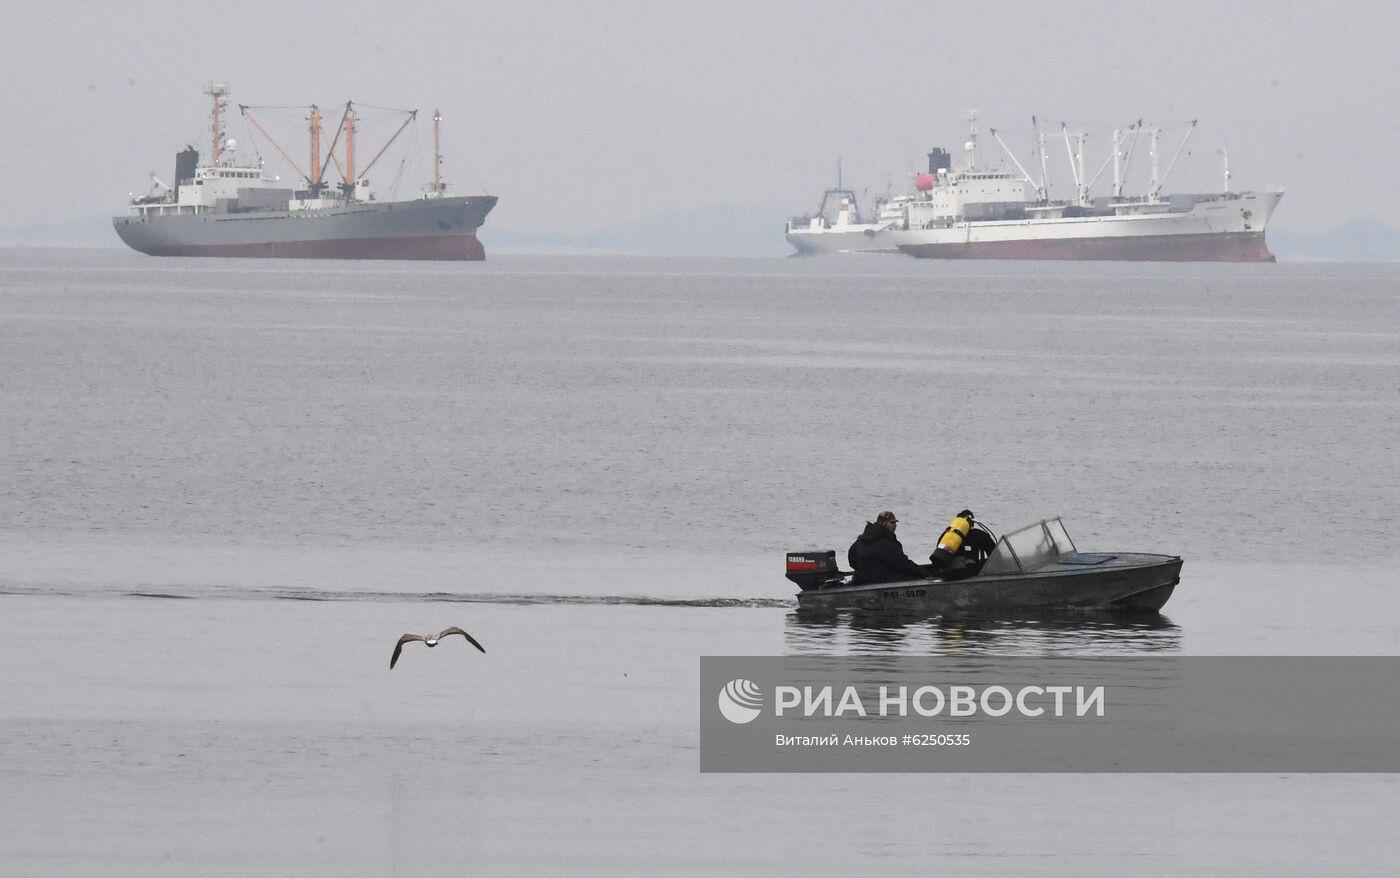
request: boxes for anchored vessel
[114,82,496,260]
[784,168,906,254]
[787,517,1182,614]
[787,115,1282,262]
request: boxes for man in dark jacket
[847,511,929,585]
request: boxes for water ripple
[0,583,794,609]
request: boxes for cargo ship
[787,115,1282,262]
[114,83,496,260]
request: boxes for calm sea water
[1,248,1397,875]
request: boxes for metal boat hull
[796,553,1182,614]
[113,195,497,261]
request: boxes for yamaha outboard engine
[785,550,843,591]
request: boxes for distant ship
[787,115,1282,262]
[784,171,905,255]
[114,82,496,260]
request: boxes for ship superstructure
[114,82,496,260]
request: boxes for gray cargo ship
[114,83,496,261]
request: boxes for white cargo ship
[787,115,1282,262]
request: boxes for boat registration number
[881,588,926,599]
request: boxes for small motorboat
[786,517,1181,614]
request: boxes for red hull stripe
[898,232,1275,263]
[140,234,486,261]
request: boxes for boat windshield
[981,518,1077,575]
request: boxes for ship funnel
[927,148,952,174]
[175,146,199,187]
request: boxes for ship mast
[205,82,230,165]
[309,105,323,193]
[1112,128,1124,199]
[1148,126,1161,202]
[1034,116,1051,203]
[433,109,443,195]
[345,103,356,194]
[964,110,980,170]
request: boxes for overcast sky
[2,0,1394,235]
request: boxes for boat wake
[262,588,795,608]
[0,583,794,609]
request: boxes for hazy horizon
[4,1,1395,238]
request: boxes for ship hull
[786,226,899,255]
[892,190,1283,263]
[897,230,1273,262]
[113,195,496,261]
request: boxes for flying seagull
[390,627,486,669]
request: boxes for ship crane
[990,126,1047,202]
[1149,119,1197,202]
[1082,122,1140,201]
[1112,121,1144,199]
[128,172,173,205]
[239,105,310,183]
[314,104,354,194]
[1061,123,1090,207]
[240,103,419,201]
[357,108,418,191]
[1035,117,1052,203]
[992,117,1192,207]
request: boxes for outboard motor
[785,550,843,591]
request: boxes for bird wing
[438,626,486,654]
[390,633,426,669]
